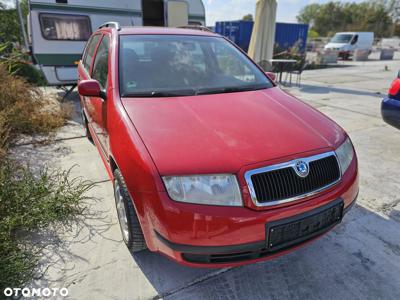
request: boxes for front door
[89,34,110,156]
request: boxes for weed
[0,161,94,293]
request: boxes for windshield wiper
[123,90,196,97]
[195,85,268,95]
[122,85,269,97]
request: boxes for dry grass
[0,113,10,161]
[0,65,71,146]
[0,64,72,159]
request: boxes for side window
[92,35,110,90]
[83,34,101,72]
[39,13,91,40]
[351,35,359,45]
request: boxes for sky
[204,0,366,26]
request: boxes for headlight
[335,137,355,175]
[162,175,242,206]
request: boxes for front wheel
[113,169,147,252]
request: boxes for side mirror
[265,72,276,82]
[397,70,400,79]
[78,80,106,100]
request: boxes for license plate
[266,199,344,252]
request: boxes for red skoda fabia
[78,25,359,268]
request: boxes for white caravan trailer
[28,0,206,86]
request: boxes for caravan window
[39,13,91,41]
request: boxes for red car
[77,24,359,267]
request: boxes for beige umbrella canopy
[248,0,277,70]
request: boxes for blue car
[382,71,400,130]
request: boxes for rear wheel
[113,169,147,252]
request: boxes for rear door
[87,34,111,155]
[78,33,101,117]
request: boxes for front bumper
[338,50,352,58]
[136,158,358,267]
[156,196,356,265]
[382,96,400,130]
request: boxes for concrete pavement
[18,54,400,299]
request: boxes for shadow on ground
[298,84,383,98]
[131,204,400,300]
[60,90,83,125]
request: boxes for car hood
[121,87,344,175]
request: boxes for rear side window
[83,34,101,72]
[39,13,92,41]
[92,35,110,90]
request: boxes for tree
[296,1,394,37]
[242,14,253,22]
[370,0,400,36]
[296,3,321,26]
[370,0,399,21]
[395,23,400,37]
[0,8,20,44]
[0,0,29,45]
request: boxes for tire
[82,110,94,144]
[113,169,147,252]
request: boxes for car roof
[116,26,219,37]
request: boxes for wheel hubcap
[114,181,130,242]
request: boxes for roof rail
[178,25,213,32]
[98,22,121,30]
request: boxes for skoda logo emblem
[294,160,309,178]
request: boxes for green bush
[0,42,46,86]
[0,161,94,293]
[273,43,306,72]
[12,63,47,86]
[308,29,319,39]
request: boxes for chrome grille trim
[244,151,342,207]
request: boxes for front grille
[247,153,340,205]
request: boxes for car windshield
[119,35,273,97]
[330,34,354,43]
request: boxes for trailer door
[167,1,189,27]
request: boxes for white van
[324,32,374,59]
[28,0,206,86]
